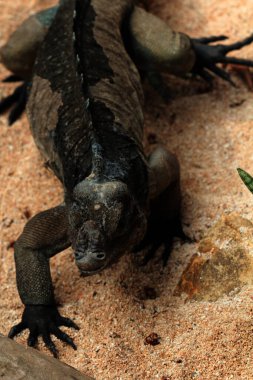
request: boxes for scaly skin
[2,2,253,121]
[0,6,58,124]
[3,0,253,357]
[9,0,150,357]
[0,7,58,79]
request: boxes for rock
[175,213,253,301]
[0,335,94,380]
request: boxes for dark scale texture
[28,0,148,201]
[74,0,114,87]
[83,0,145,148]
[21,0,150,305]
[29,0,149,202]
[15,205,70,305]
[74,0,149,204]
[15,249,54,305]
[28,0,93,191]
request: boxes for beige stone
[176,214,253,301]
[0,335,93,380]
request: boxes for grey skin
[2,0,253,357]
[0,7,58,79]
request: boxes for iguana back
[28,0,145,193]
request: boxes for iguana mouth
[75,246,128,276]
[75,249,107,273]
[76,255,112,276]
[78,265,107,276]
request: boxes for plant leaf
[237,168,253,194]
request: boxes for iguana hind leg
[125,6,195,100]
[127,7,253,89]
[0,81,28,125]
[127,6,195,76]
[0,7,58,124]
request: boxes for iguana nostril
[75,251,83,260]
[75,251,105,261]
[96,252,106,260]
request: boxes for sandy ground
[1,1,253,379]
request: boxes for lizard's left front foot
[0,79,28,125]
[191,34,253,85]
[8,305,79,358]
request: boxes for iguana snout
[74,220,107,273]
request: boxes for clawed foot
[8,305,79,358]
[0,77,28,125]
[191,33,253,86]
[134,218,192,266]
[224,64,253,90]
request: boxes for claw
[191,33,253,86]
[0,90,21,114]
[221,33,253,54]
[60,316,79,330]
[196,68,215,84]
[225,64,253,90]
[8,87,27,125]
[27,335,38,347]
[2,75,23,83]
[220,56,253,68]
[8,305,78,356]
[0,82,28,125]
[162,241,173,267]
[27,326,39,347]
[141,241,161,266]
[194,35,228,44]
[8,322,26,338]
[52,327,77,350]
[42,331,59,358]
[208,63,236,86]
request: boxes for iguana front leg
[8,204,78,358]
[136,147,188,265]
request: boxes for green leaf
[237,168,253,194]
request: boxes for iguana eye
[68,201,85,230]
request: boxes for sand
[1,1,253,379]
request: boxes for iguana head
[68,179,147,275]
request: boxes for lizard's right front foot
[8,305,79,358]
[0,78,28,125]
[134,216,192,266]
